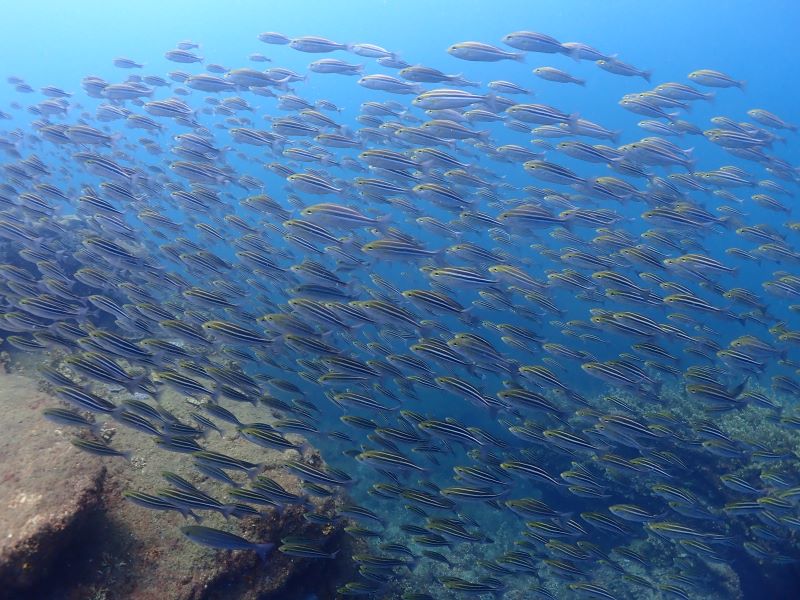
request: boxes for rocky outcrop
[0,367,352,599]
[85,461,350,600]
[0,372,107,598]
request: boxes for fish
[279,542,340,559]
[689,69,745,89]
[533,67,585,86]
[447,41,523,62]
[502,31,566,54]
[181,525,275,561]
[0,15,797,600]
[598,57,651,81]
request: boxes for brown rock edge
[0,372,356,600]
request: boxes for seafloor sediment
[0,353,358,600]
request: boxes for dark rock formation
[0,370,353,599]
[0,373,107,598]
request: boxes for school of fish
[0,25,799,600]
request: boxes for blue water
[1,1,799,598]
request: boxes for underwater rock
[0,372,107,596]
[0,367,352,599]
[81,447,349,600]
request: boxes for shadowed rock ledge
[0,369,353,600]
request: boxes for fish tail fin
[730,379,748,398]
[580,175,597,194]
[738,80,747,91]
[188,510,203,523]
[567,113,580,132]
[221,504,238,519]
[129,172,147,189]
[256,542,276,562]
[246,463,265,480]
[430,247,449,267]
[418,319,438,337]
[372,213,393,235]
[483,92,498,113]
[150,384,166,404]
[319,154,339,168]
[513,52,525,63]
[683,150,697,172]
[705,91,716,103]
[642,70,652,83]
[127,373,148,396]
[274,77,292,91]
[209,387,222,404]
[564,45,581,62]
[577,78,586,87]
